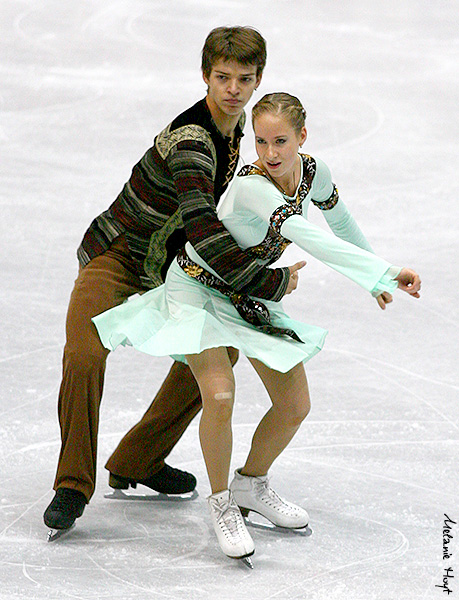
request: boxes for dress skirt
[92,258,328,373]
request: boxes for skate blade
[243,513,312,536]
[229,551,254,569]
[241,556,254,569]
[104,488,199,502]
[47,524,75,542]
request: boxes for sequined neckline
[250,155,304,202]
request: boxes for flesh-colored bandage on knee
[214,392,233,400]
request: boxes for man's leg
[105,348,239,486]
[105,361,202,479]
[53,237,142,501]
[44,237,143,530]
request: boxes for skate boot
[229,469,309,529]
[108,463,197,495]
[44,488,87,536]
[207,489,255,566]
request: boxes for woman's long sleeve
[309,157,374,252]
[233,173,398,296]
[280,215,398,295]
[321,200,374,252]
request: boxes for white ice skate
[207,489,255,568]
[229,469,309,531]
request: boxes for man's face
[203,59,261,118]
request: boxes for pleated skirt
[93,258,328,373]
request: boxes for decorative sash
[176,249,303,343]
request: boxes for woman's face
[253,112,307,184]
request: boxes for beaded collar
[237,154,317,263]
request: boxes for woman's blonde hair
[252,92,306,134]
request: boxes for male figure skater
[44,26,302,533]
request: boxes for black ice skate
[105,463,198,501]
[44,488,87,541]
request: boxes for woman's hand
[376,291,393,310]
[395,268,421,297]
[375,268,421,309]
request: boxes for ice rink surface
[1,0,458,598]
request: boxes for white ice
[0,1,458,599]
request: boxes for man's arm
[168,139,290,301]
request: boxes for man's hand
[285,261,307,295]
[395,268,421,297]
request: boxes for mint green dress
[93,155,400,373]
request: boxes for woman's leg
[106,348,238,483]
[185,347,236,494]
[228,359,310,529]
[242,359,310,477]
[187,347,254,560]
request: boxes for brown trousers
[54,236,202,501]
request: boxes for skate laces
[253,477,291,511]
[210,495,245,539]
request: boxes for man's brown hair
[201,26,267,78]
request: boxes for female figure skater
[93,93,421,565]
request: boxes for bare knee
[201,377,235,423]
[211,390,235,422]
[281,396,311,428]
[186,348,235,421]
